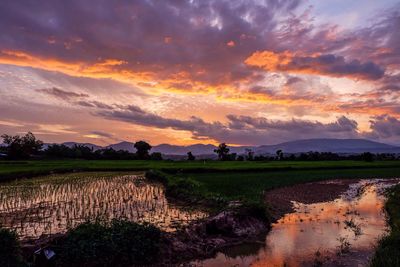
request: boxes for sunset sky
[0,0,399,146]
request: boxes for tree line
[1,132,398,161]
[0,133,162,160]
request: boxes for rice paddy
[0,172,207,240]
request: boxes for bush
[56,220,161,266]
[109,220,160,263]
[145,169,169,185]
[0,228,25,267]
[166,177,202,202]
[238,201,271,222]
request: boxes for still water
[192,179,399,267]
[0,172,207,239]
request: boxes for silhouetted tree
[361,152,374,162]
[1,132,43,159]
[187,151,195,161]
[150,152,163,160]
[245,148,254,161]
[134,141,152,159]
[229,153,237,161]
[276,149,283,160]
[214,143,230,160]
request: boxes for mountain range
[52,138,400,155]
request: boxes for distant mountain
[152,144,216,155]
[255,139,400,154]
[61,142,103,151]
[107,141,135,152]
[42,138,400,155]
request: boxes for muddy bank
[19,205,270,266]
[265,179,358,219]
[160,207,270,265]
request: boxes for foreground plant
[0,227,25,267]
[54,219,161,267]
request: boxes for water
[0,172,207,240]
[192,179,399,267]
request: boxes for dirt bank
[161,206,270,264]
[265,179,358,220]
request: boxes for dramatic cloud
[245,51,385,80]
[0,1,399,145]
[94,102,361,145]
[367,115,400,140]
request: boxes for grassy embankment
[371,184,400,266]
[0,159,399,180]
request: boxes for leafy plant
[0,228,25,267]
[55,219,161,266]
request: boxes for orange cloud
[226,40,235,47]
[0,50,153,84]
[0,50,236,96]
[245,50,385,80]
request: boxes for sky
[0,0,399,146]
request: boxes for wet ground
[0,172,207,240]
[191,178,400,267]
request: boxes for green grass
[181,168,400,203]
[0,160,399,180]
[371,184,400,267]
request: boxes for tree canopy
[1,132,43,159]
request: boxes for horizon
[0,0,399,146]
[40,137,399,148]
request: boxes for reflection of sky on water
[194,179,399,267]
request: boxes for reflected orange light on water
[194,179,399,267]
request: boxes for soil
[264,179,358,220]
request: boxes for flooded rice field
[0,172,207,240]
[192,179,400,267]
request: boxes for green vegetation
[55,219,161,267]
[0,159,399,181]
[0,228,25,267]
[371,184,400,267]
[180,167,400,203]
[146,169,219,205]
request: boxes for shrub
[145,169,169,185]
[56,220,161,266]
[237,201,271,222]
[0,228,25,267]
[166,177,202,202]
[109,220,160,264]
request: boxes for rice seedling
[0,172,207,240]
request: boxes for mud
[265,179,358,219]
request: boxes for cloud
[366,115,400,141]
[0,0,305,94]
[36,87,88,100]
[94,102,361,145]
[89,130,114,139]
[245,51,385,80]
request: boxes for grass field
[181,167,400,203]
[0,159,399,206]
[0,160,399,180]
[371,184,400,266]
